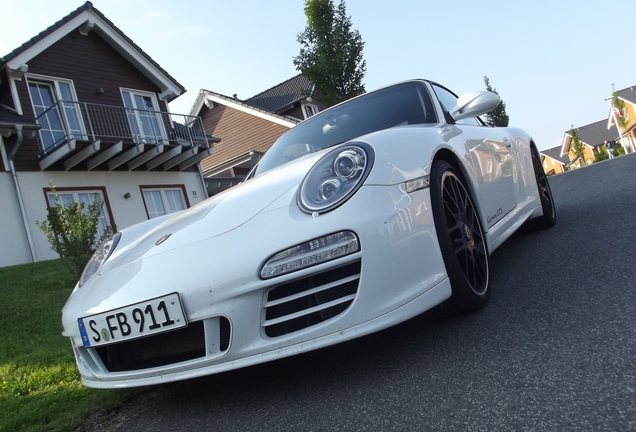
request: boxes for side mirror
[449,91,500,122]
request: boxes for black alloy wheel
[430,160,490,314]
[530,147,557,229]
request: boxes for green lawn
[0,259,141,432]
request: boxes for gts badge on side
[487,207,503,224]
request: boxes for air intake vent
[263,260,361,337]
[95,316,231,372]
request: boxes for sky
[2,0,635,151]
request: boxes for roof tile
[616,86,636,105]
[567,119,618,147]
[540,146,569,164]
[245,74,313,112]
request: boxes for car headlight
[298,143,374,214]
[79,232,121,287]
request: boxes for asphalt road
[108,153,636,432]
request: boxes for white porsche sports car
[62,79,556,388]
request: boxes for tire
[529,147,557,229]
[430,160,490,314]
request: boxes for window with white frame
[46,189,111,237]
[121,89,166,144]
[302,102,319,119]
[27,76,85,151]
[141,187,187,219]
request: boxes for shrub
[36,186,114,279]
[614,141,626,156]
[594,147,609,162]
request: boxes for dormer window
[302,102,318,119]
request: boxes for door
[432,84,518,228]
[455,126,518,228]
[29,82,65,150]
[122,90,166,144]
[29,80,84,151]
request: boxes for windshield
[254,81,437,175]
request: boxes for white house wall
[1,170,206,267]
[0,172,34,267]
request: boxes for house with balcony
[191,75,325,196]
[0,2,216,267]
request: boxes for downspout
[196,162,209,199]
[8,124,38,262]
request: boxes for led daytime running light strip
[261,231,359,279]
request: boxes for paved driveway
[93,153,636,432]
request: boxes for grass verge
[0,259,142,432]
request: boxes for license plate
[78,293,187,348]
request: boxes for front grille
[95,316,230,372]
[263,260,361,337]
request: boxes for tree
[482,76,509,127]
[569,126,586,167]
[293,0,366,106]
[613,140,626,156]
[611,85,628,130]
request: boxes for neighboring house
[191,75,326,196]
[560,119,618,169]
[607,85,636,153]
[246,74,323,120]
[540,146,569,175]
[0,2,216,267]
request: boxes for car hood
[63,127,435,319]
[107,151,324,269]
[74,125,442,296]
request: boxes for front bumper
[63,183,450,388]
